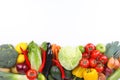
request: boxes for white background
[0,0,120,46]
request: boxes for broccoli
[0,44,18,68]
[0,71,27,80]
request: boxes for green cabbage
[58,46,82,70]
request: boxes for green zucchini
[107,68,120,80]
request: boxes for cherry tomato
[82,52,90,59]
[95,64,104,73]
[99,55,108,64]
[79,58,89,68]
[26,69,38,80]
[91,50,100,59]
[89,58,97,68]
[85,43,96,54]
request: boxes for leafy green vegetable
[28,41,42,71]
[0,71,27,80]
[58,46,82,70]
[41,42,47,51]
[0,44,18,68]
[105,41,120,58]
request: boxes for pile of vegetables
[0,41,120,80]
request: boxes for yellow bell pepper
[83,68,98,80]
[15,42,28,54]
[72,66,86,78]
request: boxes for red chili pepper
[38,48,46,73]
[52,59,65,79]
[20,47,31,69]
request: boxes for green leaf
[28,41,42,71]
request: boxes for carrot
[51,44,61,60]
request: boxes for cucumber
[107,68,120,80]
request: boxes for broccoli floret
[0,44,18,68]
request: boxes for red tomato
[85,43,96,54]
[97,53,103,60]
[99,55,108,64]
[91,50,101,59]
[89,58,97,68]
[82,52,90,59]
[95,64,104,73]
[26,69,38,79]
[79,58,89,68]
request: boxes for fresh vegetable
[0,71,28,80]
[38,48,46,73]
[79,45,85,53]
[17,54,25,63]
[107,57,120,69]
[91,50,101,59]
[107,68,120,80]
[64,69,72,80]
[105,41,120,58]
[99,55,108,64]
[0,44,18,68]
[41,42,47,51]
[89,58,97,68]
[95,64,104,73]
[58,46,82,70]
[28,41,42,71]
[50,66,62,80]
[82,52,90,59]
[15,42,28,54]
[83,68,98,80]
[16,63,30,74]
[52,59,65,79]
[20,48,31,68]
[114,58,120,69]
[103,67,113,78]
[11,66,19,73]
[72,66,86,78]
[52,44,61,60]
[42,42,53,78]
[114,50,120,59]
[75,77,84,80]
[96,43,106,53]
[38,73,46,80]
[26,69,38,80]
[79,58,89,68]
[107,57,115,69]
[48,75,54,80]
[98,73,106,80]
[0,68,10,72]
[85,43,96,53]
